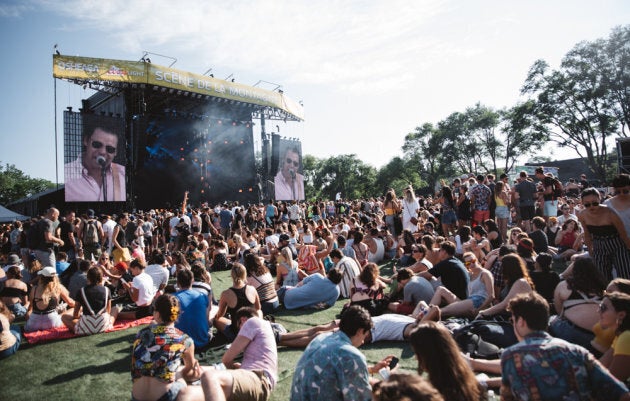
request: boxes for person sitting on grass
[24,266,75,332]
[62,266,114,335]
[131,294,203,401]
[200,306,278,401]
[113,259,156,321]
[278,267,342,310]
[174,269,211,350]
[0,299,21,360]
[428,252,494,318]
[213,263,261,342]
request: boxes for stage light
[161,87,167,92]
[239,189,243,193]
[180,147,184,151]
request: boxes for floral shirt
[470,183,492,210]
[131,323,193,383]
[290,331,371,401]
[501,331,629,401]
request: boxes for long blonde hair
[38,275,61,304]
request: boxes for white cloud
[35,0,464,94]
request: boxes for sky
[1,0,629,185]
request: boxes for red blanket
[23,316,154,345]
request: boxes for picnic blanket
[23,316,154,345]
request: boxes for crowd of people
[1,170,630,400]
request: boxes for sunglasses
[583,202,599,208]
[285,158,299,167]
[412,249,421,253]
[599,303,609,313]
[615,189,630,195]
[91,141,116,154]
[464,260,476,266]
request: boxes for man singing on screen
[274,146,304,201]
[65,120,126,202]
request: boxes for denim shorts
[495,205,510,219]
[442,210,457,225]
[469,295,486,309]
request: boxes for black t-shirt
[428,257,470,300]
[78,284,109,316]
[59,220,74,252]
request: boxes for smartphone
[388,357,399,370]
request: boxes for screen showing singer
[65,115,126,202]
[274,145,304,201]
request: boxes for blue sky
[1,0,629,184]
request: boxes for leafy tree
[403,122,457,192]
[521,25,630,182]
[465,103,503,176]
[374,156,424,196]
[311,155,377,201]
[0,163,55,205]
[501,101,550,174]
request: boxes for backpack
[27,220,45,250]
[83,220,100,245]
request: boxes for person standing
[290,305,393,401]
[500,292,630,401]
[33,208,64,268]
[513,171,538,233]
[401,186,420,233]
[58,210,77,262]
[80,209,104,262]
[469,174,492,227]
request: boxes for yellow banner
[53,55,304,120]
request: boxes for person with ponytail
[131,294,202,401]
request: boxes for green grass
[0,261,417,401]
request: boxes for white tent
[0,205,29,223]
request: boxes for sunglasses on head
[286,158,299,167]
[91,141,116,154]
[583,202,599,208]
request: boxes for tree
[374,157,424,196]
[521,25,630,182]
[0,163,55,205]
[465,103,503,176]
[501,101,550,174]
[311,155,377,201]
[403,122,457,192]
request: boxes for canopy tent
[0,205,29,223]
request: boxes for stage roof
[53,54,304,122]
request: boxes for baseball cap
[87,209,95,218]
[38,266,57,277]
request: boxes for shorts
[544,200,559,217]
[519,205,535,220]
[495,205,509,219]
[441,210,457,225]
[229,369,272,401]
[473,209,490,224]
[469,295,486,309]
[396,303,415,315]
[131,380,185,401]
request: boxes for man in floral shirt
[469,174,492,226]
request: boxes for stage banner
[53,55,304,120]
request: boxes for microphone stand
[290,171,296,201]
[101,167,108,202]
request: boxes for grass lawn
[0,260,417,400]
